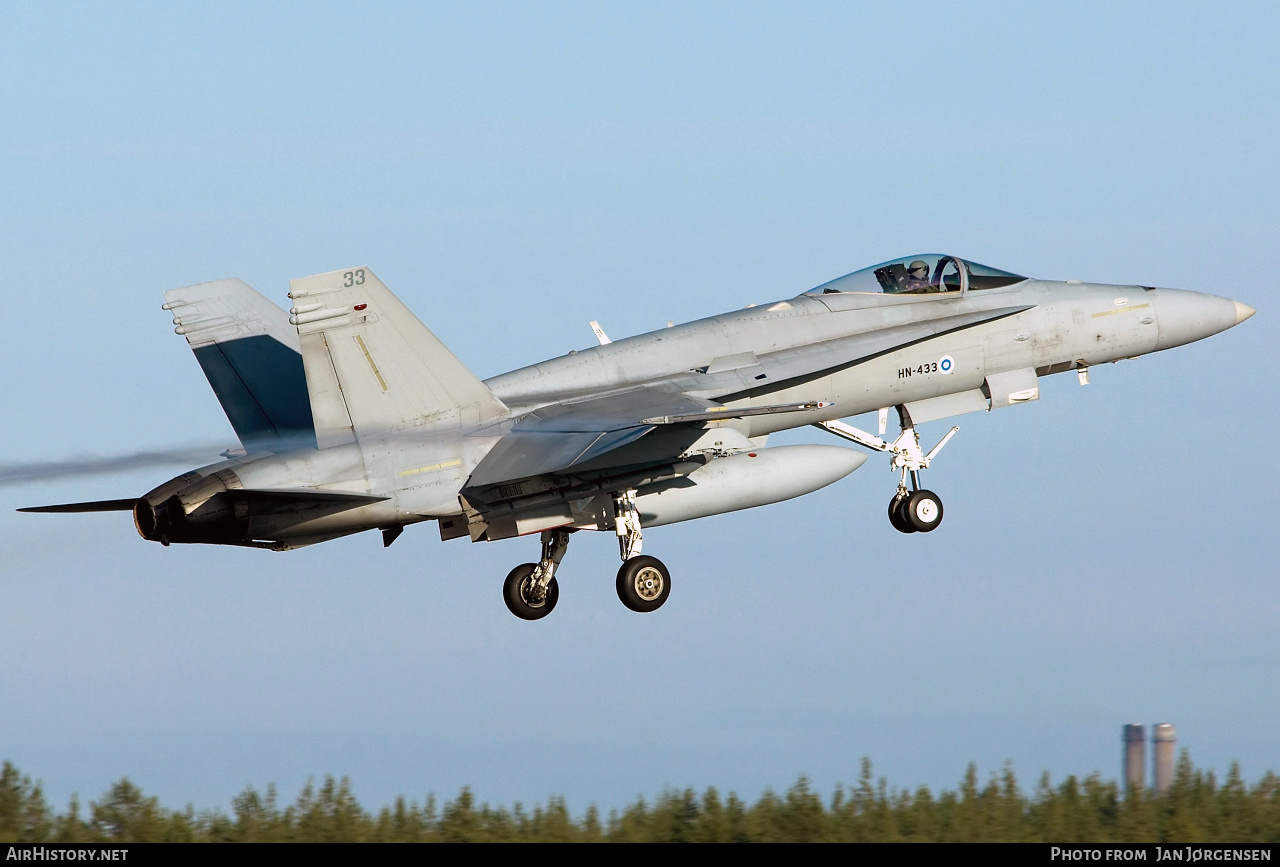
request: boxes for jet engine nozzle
[133,498,159,541]
[134,469,244,544]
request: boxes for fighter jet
[21,255,1255,620]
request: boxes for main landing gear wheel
[888,493,917,534]
[616,555,671,613]
[903,489,943,532]
[503,563,560,621]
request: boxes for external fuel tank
[636,444,867,527]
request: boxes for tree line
[1,754,1277,843]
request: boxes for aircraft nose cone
[1153,289,1247,352]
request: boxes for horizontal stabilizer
[226,489,388,541]
[18,499,139,513]
[227,489,387,515]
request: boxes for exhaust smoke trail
[0,444,229,488]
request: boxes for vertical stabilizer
[163,278,316,450]
[288,267,507,446]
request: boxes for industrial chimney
[1122,724,1146,794]
[1152,724,1177,795]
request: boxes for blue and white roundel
[939,355,954,374]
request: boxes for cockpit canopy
[805,255,1027,296]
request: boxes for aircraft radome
[21,255,1256,619]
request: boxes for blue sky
[1,1,1276,812]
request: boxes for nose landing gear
[890,488,944,533]
[817,405,956,534]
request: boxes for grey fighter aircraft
[21,255,1255,620]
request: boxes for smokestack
[1152,724,1176,795]
[1122,724,1146,794]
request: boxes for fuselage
[485,280,1235,432]
[134,273,1251,549]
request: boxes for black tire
[616,555,671,613]
[904,490,944,532]
[503,563,559,620]
[889,494,917,534]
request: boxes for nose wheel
[888,492,915,533]
[890,489,943,533]
[817,405,955,535]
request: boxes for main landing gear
[816,405,957,535]
[613,489,671,613]
[500,489,672,620]
[503,527,570,620]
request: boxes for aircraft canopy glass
[806,255,1027,296]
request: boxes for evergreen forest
[2,755,1278,843]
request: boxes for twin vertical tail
[287,267,508,446]
[163,278,316,451]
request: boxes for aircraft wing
[466,385,828,490]
[466,387,707,488]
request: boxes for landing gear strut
[501,492,675,619]
[816,405,956,534]
[613,489,671,612]
[503,527,571,620]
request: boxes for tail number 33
[343,269,366,287]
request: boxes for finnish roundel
[939,355,954,374]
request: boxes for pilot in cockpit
[902,260,933,293]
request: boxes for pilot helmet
[907,260,929,277]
